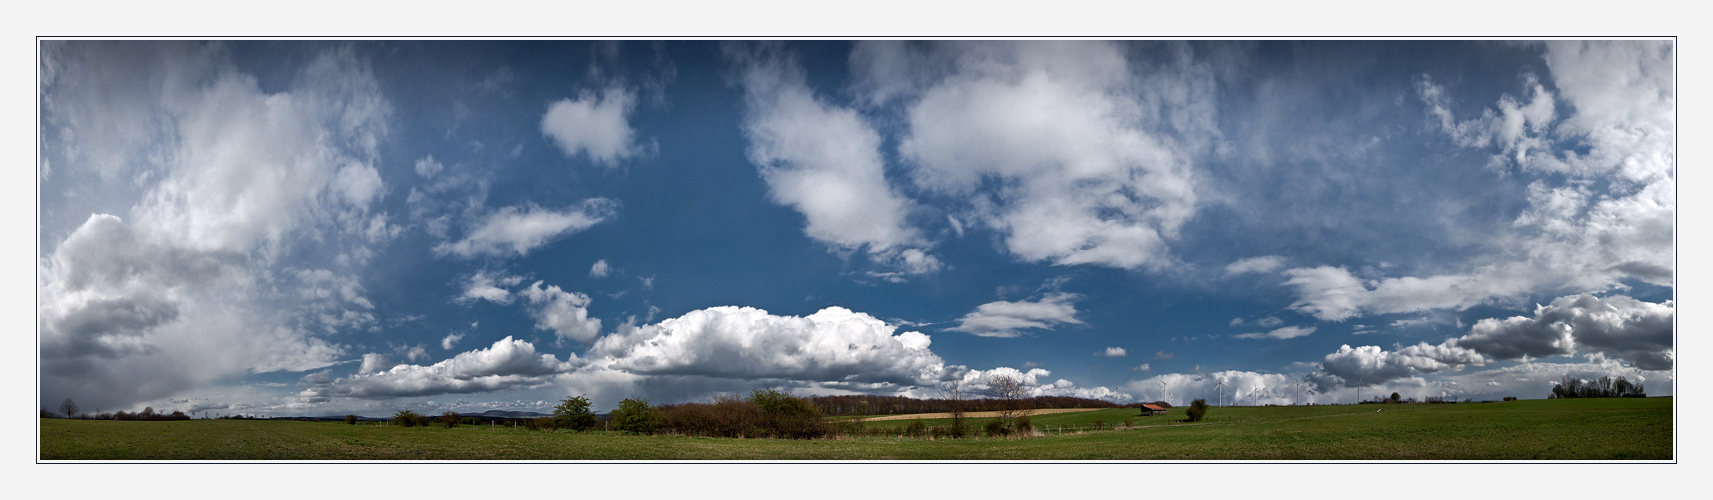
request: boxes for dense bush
[525,417,558,431]
[1503,396,1519,402]
[1185,399,1209,422]
[393,410,421,427]
[554,395,600,431]
[438,411,460,428]
[983,419,1010,437]
[1015,415,1034,434]
[660,393,762,438]
[345,415,358,425]
[611,397,663,434]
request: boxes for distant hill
[291,410,554,421]
[465,410,552,418]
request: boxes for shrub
[1185,399,1209,422]
[905,419,927,438]
[833,417,867,438]
[1093,417,1106,430]
[1123,417,1134,429]
[345,415,359,425]
[929,425,947,439]
[983,419,1010,437]
[1015,415,1034,435]
[611,397,663,434]
[947,417,970,439]
[393,410,421,427]
[438,411,460,428]
[554,395,600,431]
[1503,396,1518,402]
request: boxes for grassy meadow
[39,397,1671,460]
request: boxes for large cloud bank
[1305,294,1672,391]
[306,304,1128,408]
[38,42,395,411]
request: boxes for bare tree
[986,375,1032,431]
[59,398,79,418]
[938,380,969,438]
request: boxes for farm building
[1139,404,1167,416]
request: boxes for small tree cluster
[345,415,359,425]
[392,410,422,427]
[438,411,461,428]
[1549,375,1646,399]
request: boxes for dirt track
[852,408,1105,422]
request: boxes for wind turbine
[1158,380,1171,406]
[1215,379,1226,407]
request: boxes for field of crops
[38,397,1672,460]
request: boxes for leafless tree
[938,380,969,438]
[59,398,79,418]
[986,375,1032,430]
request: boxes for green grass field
[39,397,1671,460]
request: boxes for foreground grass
[40,397,1671,460]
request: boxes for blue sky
[36,40,1674,417]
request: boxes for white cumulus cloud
[589,306,948,387]
[1100,347,1127,357]
[857,41,1219,270]
[520,281,602,344]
